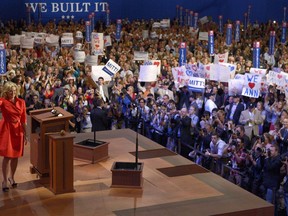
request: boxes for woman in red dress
[0,81,28,192]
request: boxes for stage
[0,129,273,216]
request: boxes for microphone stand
[135,106,139,170]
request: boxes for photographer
[227,137,249,187]
[192,123,214,167]
[261,144,282,214]
[151,105,169,146]
[247,145,265,196]
[200,111,212,129]
[166,101,181,152]
[234,125,251,150]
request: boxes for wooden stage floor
[0,129,273,216]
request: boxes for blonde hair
[1,81,19,98]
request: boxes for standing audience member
[0,82,29,192]
[239,103,264,139]
[80,106,92,133]
[179,107,192,155]
[205,132,228,174]
[226,95,245,126]
[261,144,282,214]
[91,98,108,132]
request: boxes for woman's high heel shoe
[8,178,17,188]
[2,182,9,192]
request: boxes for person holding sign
[95,77,112,103]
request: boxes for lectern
[30,107,73,176]
[49,133,75,194]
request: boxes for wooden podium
[30,107,73,177]
[49,133,75,194]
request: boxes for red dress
[0,97,26,158]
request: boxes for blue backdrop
[1,0,288,24]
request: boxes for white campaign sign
[244,73,262,90]
[9,35,22,46]
[91,66,112,81]
[74,51,86,63]
[214,52,228,63]
[188,77,205,89]
[198,32,208,41]
[134,51,149,61]
[61,37,74,47]
[103,35,112,47]
[242,87,260,98]
[268,70,287,87]
[219,62,236,79]
[20,37,34,49]
[46,34,59,46]
[91,32,104,55]
[250,67,267,76]
[102,59,121,76]
[172,66,190,88]
[62,32,73,37]
[229,79,244,96]
[139,65,158,82]
[144,60,161,75]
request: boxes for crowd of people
[1,16,288,214]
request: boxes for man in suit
[179,108,192,155]
[239,103,264,139]
[226,95,244,125]
[95,77,112,103]
[90,98,108,131]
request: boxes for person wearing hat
[239,103,264,139]
[226,94,245,125]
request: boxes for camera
[267,148,271,157]
[236,130,240,136]
[281,154,288,162]
[256,135,265,143]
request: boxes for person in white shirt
[189,106,199,127]
[263,47,275,67]
[205,132,228,174]
[204,94,218,114]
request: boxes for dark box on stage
[111,162,143,189]
[74,139,109,164]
